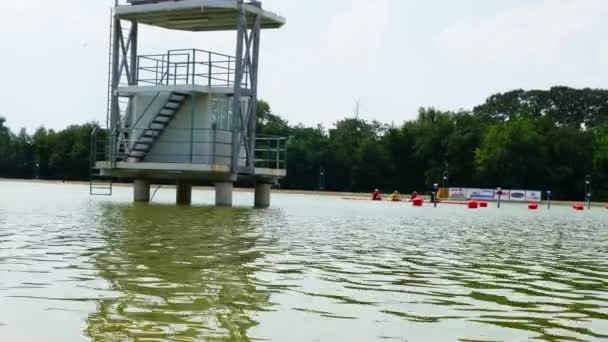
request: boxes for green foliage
[474,86,608,127]
[474,117,548,188]
[0,121,98,180]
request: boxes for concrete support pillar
[134,179,150,202]
[215,182,234,207]
[176,180,192,205]
[254,183,272,209]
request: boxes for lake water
[1,180,608,341]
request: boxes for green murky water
[1,180,608,341]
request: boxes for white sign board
[449,188,467,200]
[467,188,495,200]
[509,190,527,202]
[526,191,542,202]
[449,187,544,202]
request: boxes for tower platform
[117,0,285,32]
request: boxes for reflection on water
[1,181,608,341]
[86,204,274,341]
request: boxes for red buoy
[573,203,584,211]
[413,197,423,207]
[467,201,479,209]
[528,203,539,210]
[605,204,608,209]
[479,202,488,208]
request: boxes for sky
[1,0,607,133]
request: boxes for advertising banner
[509,190,527,201]
[467,188,495,200]
[494,189,510,200]
[449,188,467,200]
[449,188,543,202]
[526,191,542,202]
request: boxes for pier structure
[90,0,286,208]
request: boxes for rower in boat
[389,191,402,202]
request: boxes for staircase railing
[92,128,287,171]
[137,49,249,88]
[255,136,287,170]
[113,127,234,165]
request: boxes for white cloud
[438,0,608,66]
[324,0,392,70]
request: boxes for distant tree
[474,117,549,189]
[256,100,290,137]
[0,117,16,176]
[474,87,608,128]
[283,124,328,190]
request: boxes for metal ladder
[90,10,117,197]
[90,171,113,196]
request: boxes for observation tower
[91,0,286,208]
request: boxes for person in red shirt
[372,189,382,201]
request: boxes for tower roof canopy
[116,0,285,31]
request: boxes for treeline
[0,119,97,180]
[1,86,608,200]
[258,87,608,200]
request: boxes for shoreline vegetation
[2,87,608,201]
[2,178,605,207]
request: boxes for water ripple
[0,182,607,341]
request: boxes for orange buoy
[528,203,539,210]
[479,202,488,208]
[413,197,423,207]
[467,201,479,209]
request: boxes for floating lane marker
[572,203,585,211]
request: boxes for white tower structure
[91,0,286,208]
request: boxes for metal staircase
[126,91,189,162]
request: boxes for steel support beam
[231,0,246,173]
[248,11,261,171]
[130,22,139,85]
[230,0,261,174]
[110,16,121,133]
[109,13,139,165]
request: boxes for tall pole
[547,190,552,209]
[319,168,325,191]
[497,187,502,209]
[585,175,591,210]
